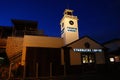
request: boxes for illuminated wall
[6,37,23,61]
[21,35,64,65]
[66,37,105,65]
[60,9,79,45]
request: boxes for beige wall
[6,37,23,59]
[68,37,103,48]
[61,16,79,45]
[70,49,81,65]
[68,37,105,65]
[23,35,63,47]
[21,35,64,65]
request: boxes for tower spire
[67,2,70,9]
[67,0,70,9]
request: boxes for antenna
[66,0,70,9]
[67,3,69,9]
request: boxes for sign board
[73,48,102,53]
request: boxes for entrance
[81,53,96,73]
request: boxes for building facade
[19,9,105,77]
[0,9,119,79]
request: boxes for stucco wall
[70,49,81,65]
[23,35,63,48]
[21,35,64,65]
[6,37,23,59]
[68,37,105,65]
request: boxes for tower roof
[64,9,73,15]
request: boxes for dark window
[67,12,72,15]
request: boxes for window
[109,56,120,62]
[66,12,72,15]
[62,23,64,27]
[61,28,64,34]
[115,56,120,62]
[82,53,95,64]
[109,57,114,62]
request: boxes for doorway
[81,53,96,73]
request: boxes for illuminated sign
[73,48,102,53]
[67,27,77,32]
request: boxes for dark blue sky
[0,0,120,43]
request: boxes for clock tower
[60,9,79,45]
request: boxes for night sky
[0,0,120,43]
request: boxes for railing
[9,51,22,63]
[13,30,44,37]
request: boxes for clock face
[69,20,74,25]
